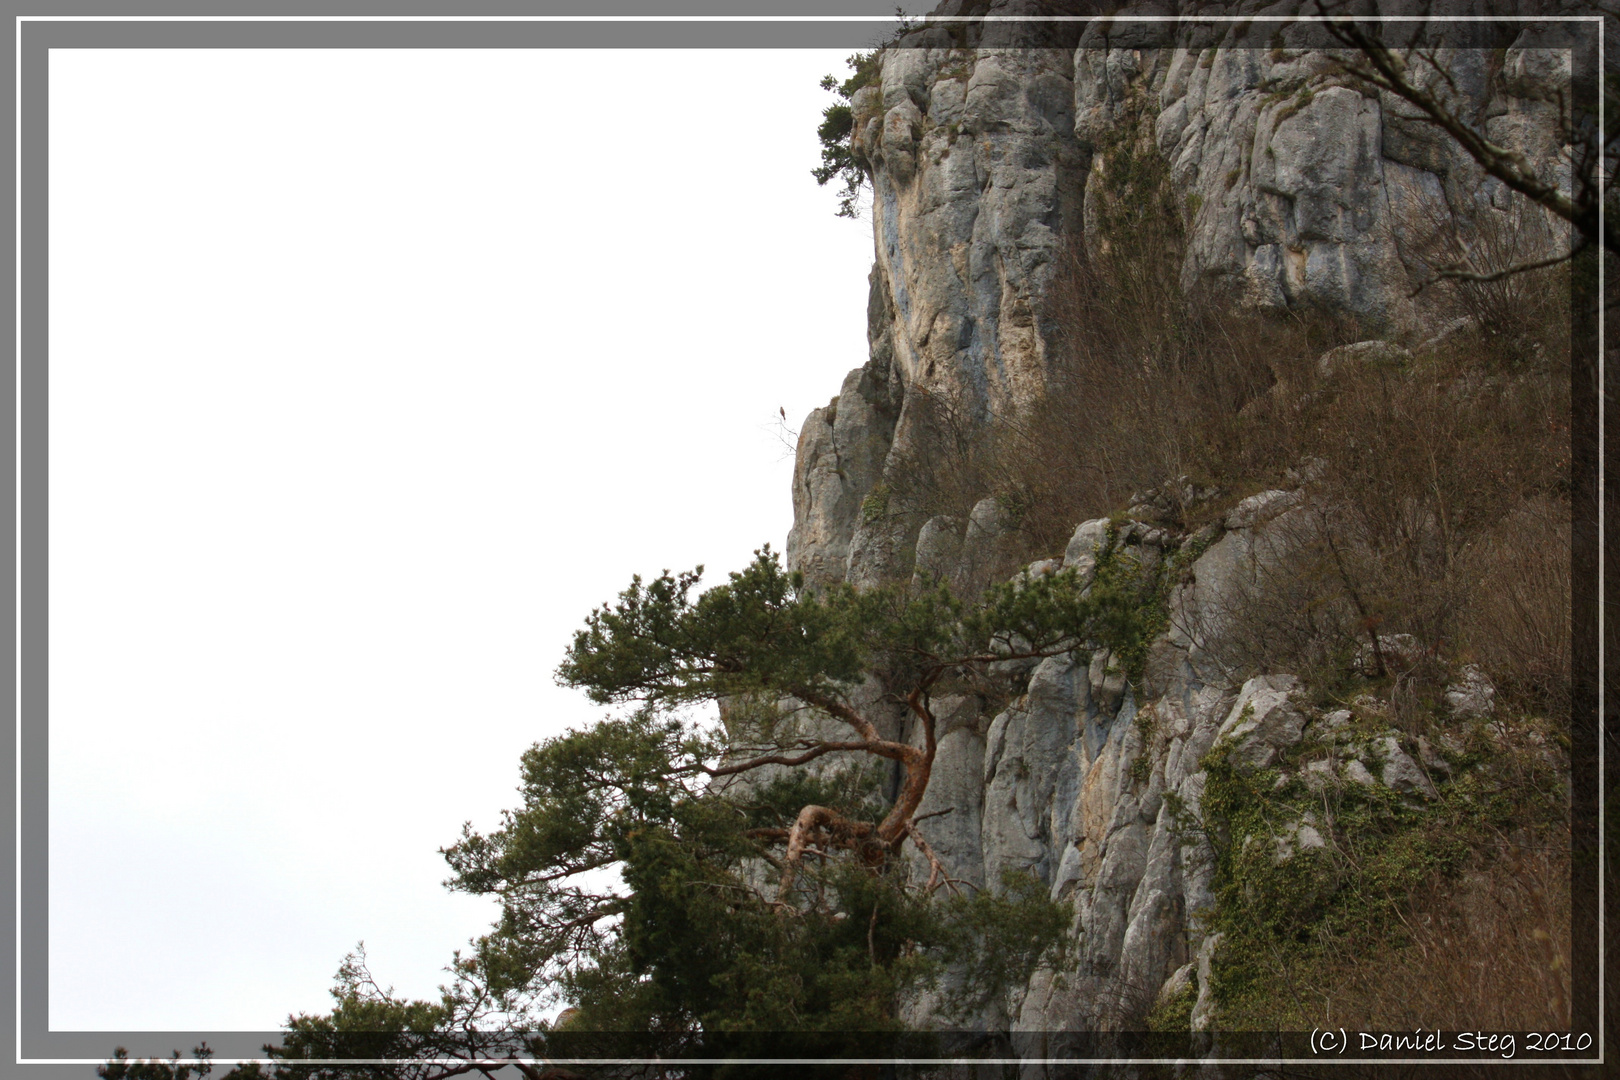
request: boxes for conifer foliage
[437,546,1116,1043]
[153,548,1115,1076]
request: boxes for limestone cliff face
[1095,11,1575,329]
[784,0,1572,1054]
[787,0,1578,590]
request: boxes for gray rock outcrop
[788,0,1576,591]
[778,0,1577,1058]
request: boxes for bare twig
[1409,244,1583,296]
[905,820,970,896]
[1324,14,1616,254]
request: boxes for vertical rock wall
[783,0,1577,1055]
[788,0,1578,591]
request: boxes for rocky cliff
[785,0,1578,1059]
[789,0,1580,591]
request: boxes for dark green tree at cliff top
[813,51,880,217]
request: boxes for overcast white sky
[47,48,875,1031]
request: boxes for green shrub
[813,52,881,217]
[1196,710,1568,1030]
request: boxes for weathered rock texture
[783,0,1568,1059]
[787,0,1580,591]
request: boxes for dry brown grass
[878,382,995,529]
[867,98,1584,1080]
[889,212,1574,726]
[1392,173,1572,349]
[1200,696,1575,1043]
[1201,331,1573,719]
[1307,831,1571,1032]
[992,239,1298,552]
[1456,498,1573,718]
[883,104,1573,727]
[882,90,1334,561]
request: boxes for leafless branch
[1324,14,1616,254]
[1411,245,1582,294]
[703,738,878,777]
[905,820,970,896]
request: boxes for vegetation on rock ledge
[813,51,880,218]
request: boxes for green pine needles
[440,546,1120,1041]
[813,52,880,217]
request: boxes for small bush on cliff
[813,51,880,218]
